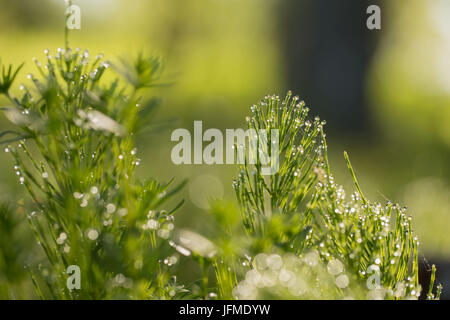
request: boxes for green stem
[343,151,367,205]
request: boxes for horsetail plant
[0,47,186,299]
[212,92,442,300]
[0,4,443,299]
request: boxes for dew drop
[336,274,349,289]
[87,229,99,241]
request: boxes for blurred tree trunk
[277,0,382,133]
[0,0,58,29]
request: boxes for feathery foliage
[0,47,185,299]
[0,4,443,299]
[208,93,442,300]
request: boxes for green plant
[0,46,187,299]
[200,92,442,300]
[0,4,443,299]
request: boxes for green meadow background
[1,0,449,297]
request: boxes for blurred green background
[0,0,449,297]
